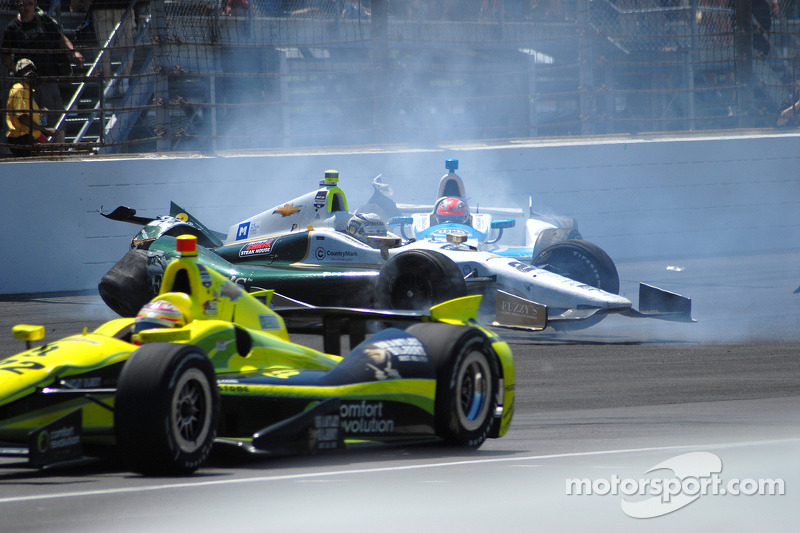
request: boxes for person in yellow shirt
[5,58,60,157]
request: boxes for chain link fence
[1,0,798,156]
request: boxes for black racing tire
[406,323,498,448]
[532,239,620,294]
[375,250,467,310]
[115,343,219,475]
[98,249,156,317]
[531,227,583,258]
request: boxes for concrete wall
[2,132,799,295]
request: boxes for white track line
[0,437,797,504]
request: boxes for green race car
[1,235,514,475]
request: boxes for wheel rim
[455,351,491,432]
[539,249,601,288]
[170,368,213,454]
[389,273,434,309]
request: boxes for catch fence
[1,0,798,156]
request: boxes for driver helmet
[435,197,469,224]
[134,293,193,333]
[346,212,388,242]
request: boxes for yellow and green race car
[0,235,514,475]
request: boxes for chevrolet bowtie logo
[273,203,301,217]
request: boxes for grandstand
[1,0,798,156]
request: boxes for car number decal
[0,359,46,374]
[0,344,59,374]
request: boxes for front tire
[375,250,467,310]
[407,324,498,448]
[532,239,620,294]
[115,343,219,475]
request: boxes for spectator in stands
[341,0,369,18]
[90,0,135,95]
[5,58,63,157]
[777,82,800,126]
[751,0,780,57]
[479,0,500,20]
[70,0,92,12]
[1,0,84,128]
[224,0,250,17]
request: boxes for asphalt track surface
[0,251,798,532]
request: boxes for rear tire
[375,250,466,310]
[115,343,219,475]
[407,323,498,448]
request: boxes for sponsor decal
[61,337,101,346]
[431,226,466,236]
[273,203,301,217]
[499,299,540,319]
[510,261,536,273]
[37,426,80,453]
[339,401,395,434]
[220,281,243,301]
[363,347,400,380]
[214,339,235,353]
[368,337,428,363]
[494,290,547,330]
[313,414,340,450]
[230,276,253,290]
[313,191,327,209]
[203,300,218,316]
[231,276,253,287]
[239,239,274,258]
[198,265,213,288]
[236,222,251,240]
[259,314,282,330]
[315,249,359,262]
[62,376,102,388]
[261,369,300,379]
[176,212,189,222]
[219,384,250,393]
[28,410,83,466]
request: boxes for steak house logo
[239,239,274,257]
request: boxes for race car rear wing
[101,202,228,247]
[100,205,156,226]
[269,294,487,355]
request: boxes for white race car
[100,167,693,331]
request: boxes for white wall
[2,132,799,294]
